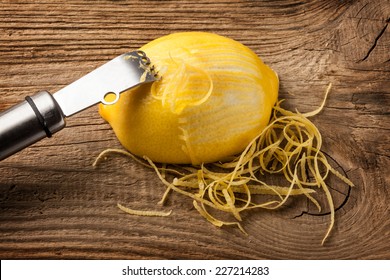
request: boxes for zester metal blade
[53,50,156,117]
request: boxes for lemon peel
[117,203,172,217]
[95,83,354,244]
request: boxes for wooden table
[0,0,389,259]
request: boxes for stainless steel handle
[0,91,66,161]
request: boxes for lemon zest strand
[117,203,172,217]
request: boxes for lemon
[99,32,278,164]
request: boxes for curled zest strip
[150,58,214,114]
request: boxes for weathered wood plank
[0,0,389,259]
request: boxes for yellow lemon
[99,32,278,164]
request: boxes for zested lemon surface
[99,32,278,164]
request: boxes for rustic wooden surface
[0,0,389,259]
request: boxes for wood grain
[0,0,389,259]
